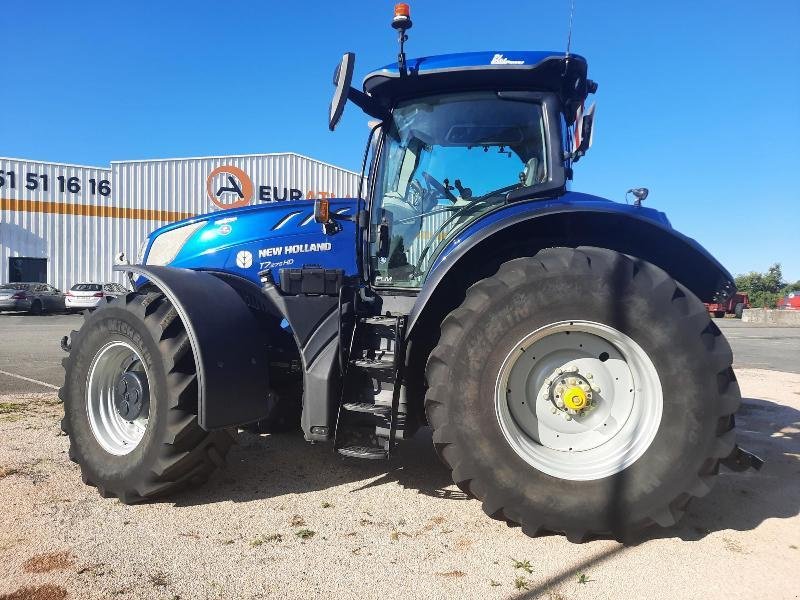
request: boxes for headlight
[145,221,206,266]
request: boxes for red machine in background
[777,291,800,310]
[706,292,750,318]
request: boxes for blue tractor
[60,7,760,541]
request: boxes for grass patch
[250,533,283,547]
[295,529,315,540]
[321,501,334,508]
[576,572,592,584]
[514,576,530,590]
[512,558,533,574]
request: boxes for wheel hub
[114,371,148,421]
[547,367,595,416]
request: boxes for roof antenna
[565,0,576,59]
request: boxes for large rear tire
[425,247,740,541]
[60,291,233,503]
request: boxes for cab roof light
[393,3,411,24]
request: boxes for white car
[65,283,129,312]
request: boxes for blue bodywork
[137,48,730,305]
[143,198,360,285]
[140,190,731,298]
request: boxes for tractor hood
[139,199,359,286]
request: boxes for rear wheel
[425,247,740,541]
[60,291,233,503]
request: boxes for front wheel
[425,247,740,541]
[60,291,233,502]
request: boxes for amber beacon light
[392,3,411,27]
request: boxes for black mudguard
[260,283,340,442]
[114,265,270,430]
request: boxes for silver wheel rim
[86,341,151,455]
[495,320,662,481]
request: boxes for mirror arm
[347,87,390,121]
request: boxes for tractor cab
[328,15,597,290]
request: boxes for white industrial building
[0,154,361,291]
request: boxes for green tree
[734,263,796,308]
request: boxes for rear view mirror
[329,52,355,131]
[572,102,596,162]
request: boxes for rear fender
[407,203,735,337]
[114,265,270,430]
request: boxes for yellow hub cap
[563,386,588,410]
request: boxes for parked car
[0,282,66,315]
[65,283,129,312]
[777,291,800,310]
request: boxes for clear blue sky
[2,1,798,280]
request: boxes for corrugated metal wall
[111,153,361,217]
[0,154,361,291]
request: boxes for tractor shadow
[634,395,800,544]
[174,397,799,545]
[174,425,469,508]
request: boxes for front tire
[425,247,740,541]
[60,291,233,503]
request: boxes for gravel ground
[0,368,797,600]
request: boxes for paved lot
[0,313,798,395]
[0,368,797,600]
[716,318,800,374]
[0,313,82,394]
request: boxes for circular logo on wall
[207,166,254,210]
[236,250,253,268]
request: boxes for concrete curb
[742,308,800,326]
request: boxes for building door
[8,257,47,283]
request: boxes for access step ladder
[334,313,407,459]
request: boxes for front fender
[114,264,270,430]
[407,196,735,336]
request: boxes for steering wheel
[422,171,458,203]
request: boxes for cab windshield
[371,91,548,287]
